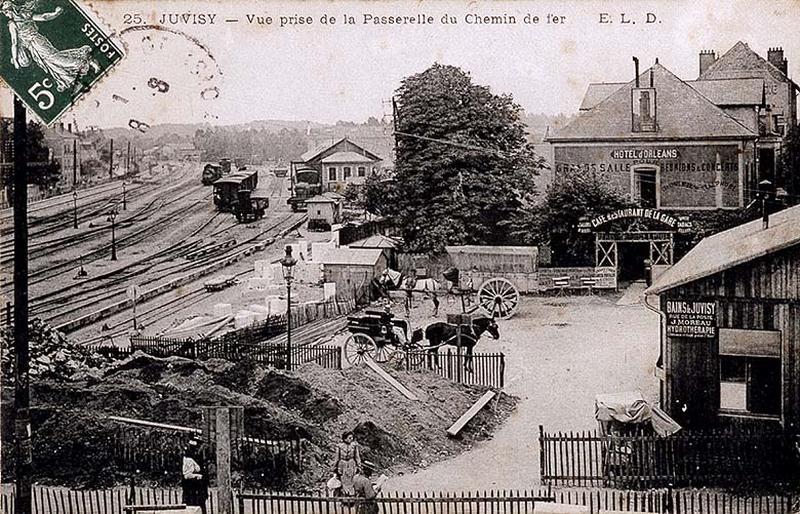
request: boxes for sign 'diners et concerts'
[665,300,717,338]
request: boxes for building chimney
[699,50,717,76]
[633,57,640,88]
[768,47,788,75]
[649,68,654,88]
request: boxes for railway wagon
[212,169,259,212]
[287,168,322,211]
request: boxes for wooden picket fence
[2,486,792,514]
[128,336,341,370]
[107,424,304,474]
[124,297,356,369]
[403,349,505,389]
[539,425,797,488]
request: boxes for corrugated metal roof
[322,248,384,266]
[688,78,764,106]
[321,151,376,164]
[549,63,757,142]
[349,235,400,249]
[646,204,800,295]
[446,245,538,256]
[579,82,625,111]
[305,195,337,204]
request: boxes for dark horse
[410,316,500,371]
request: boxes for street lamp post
[280,246,297,371]
[107,209,118,261]
[72,190,78,229]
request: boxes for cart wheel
[344,333,377,366]
[373,343,394,363]
[477,277,520,320]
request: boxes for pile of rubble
[0,320,111,384]
[2,345,517,489]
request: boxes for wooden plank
[364,358,418,400]
[446,390,496,437]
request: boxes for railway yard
[0,161,306,345]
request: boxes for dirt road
[383,293,660,491]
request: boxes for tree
[1,120,62,203]
[779,125,800,201]
[387,64,545,253]
[510,172,634,266]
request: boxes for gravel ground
[382,292,660,491]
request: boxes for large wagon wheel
[477,277,520,320]
[344,333,377,365]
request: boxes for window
[328,167,337,181]
[720,355,781,415]
[632,166,657,208]
[343,166,352,179]
[631,88,657,132]
[358,166,366,177]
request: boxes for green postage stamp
[0,0,124,125]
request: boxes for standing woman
[333,431,362,496]
[182,438,209,514]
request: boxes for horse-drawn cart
[344,309,427,365]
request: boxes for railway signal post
[72,190,78,229]
[108,208,119,261]
[122,182,127,211]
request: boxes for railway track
[42,212,307,331]
[0,164,199,261]
[0,182,210,287]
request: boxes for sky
[2,0,800,128]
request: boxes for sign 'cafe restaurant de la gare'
[548,58,774,281]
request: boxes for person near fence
[352,465,381,514]
[333,431,362,496]
[182,438,209,514]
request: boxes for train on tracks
[212,169,269,221]
[287,167,322,211]
[202,158,233,185]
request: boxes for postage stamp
[0,0,124,125]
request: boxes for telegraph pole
[108,138,113,180]
[72,139,77,187]
[13,96,32,514]
[126,141,131,177]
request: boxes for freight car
[287,167,322,211]
[212,169,259,212]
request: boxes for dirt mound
[2,351,517,491]
[254,371,343,422]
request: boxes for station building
[547,42,798,280]
[291,137,383,194]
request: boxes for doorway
[617,242,650,281]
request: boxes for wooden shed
[645,204,800,430]
[321,248,387,297]
[348,234,401,269]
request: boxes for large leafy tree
[387,64,545,253]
